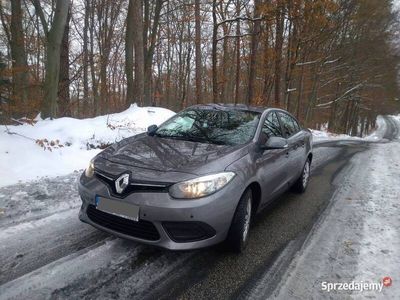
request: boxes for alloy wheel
[302,161,310,188]
[243,197,252,242]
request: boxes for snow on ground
[311,115,387,143]
[0,105,175,187]
[270,139,400,299]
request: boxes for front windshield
[155,108,261,145]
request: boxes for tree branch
[216,32,253,41]
[316,83,363,107]
[217,15,262,27]
[31,0,48,35]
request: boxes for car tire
[292,158,311,193]
[226,189,253,253]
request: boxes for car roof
[188,103,268,113]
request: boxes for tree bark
[212,0,218,103]
[234,0,242,104]
[10,0,28,112]
[36,0,70,119]
[58,7,71,117]
[274,0,284,106]
[132,0,144,105]
[89,2,99,116]
[194,0,202,104]
[144,0,163,106]
[125,0,135,105]
[221,22,229,103]
[82,0,89,113]
[247,0,261,105]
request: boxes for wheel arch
[246,181,262,215]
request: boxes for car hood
[95,134,248,181]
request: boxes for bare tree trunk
[132,0,144,105]
[247,0,261,105]
[165,0,172,108]
[221,23,229,103]
[305,65,320,125]
[99,58,108,114]
[212,0,218,103]
[125,0,135,105]
[144,0,163,106]
[58,7,71,117]
[328,82,340,132]
[34,0,70,119]
[274,1,284,106]
[82,0,90,113]
[10,0,28,112]
[284,10,292,111]
[89,2,99,116]
[234,0,241,104]
[262,22,273,105]
[194,0,202,104]
[295,62,305,119]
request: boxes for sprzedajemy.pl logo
[321,277,392,293]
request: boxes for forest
[0,0,399,136]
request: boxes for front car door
[255,111,290,207]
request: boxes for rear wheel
[226,189,252,252]
[292,159,311,193]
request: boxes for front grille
[87,204,160,241]
[95,171,170,198]
[162,221,216,243]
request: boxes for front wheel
[226,189,252,253]
[292,159,311,193]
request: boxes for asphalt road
[0,116,398,300]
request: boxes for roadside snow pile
[311,115,386,143]
[390,114,400,139]
[0,105,175,187]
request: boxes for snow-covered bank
[270,141,400,299]
[311,115,387,143]
[0,105,175,187]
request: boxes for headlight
[169,172,235,199]
[85,159,95,178]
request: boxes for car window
[262,112,283,138]
[292,118,301,132]
[277,112,299,137]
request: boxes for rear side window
[277,112,300,137]
[262,112,283,138]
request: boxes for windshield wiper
[155,133,186,140]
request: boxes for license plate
[95,196,139,221]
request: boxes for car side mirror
[147,124,158,136]
[260,136,288,150]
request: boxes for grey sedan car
[78,104,312,252]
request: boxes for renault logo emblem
[115,173,129,194]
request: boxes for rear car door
[276,112,304,182]
[255,111,289,205]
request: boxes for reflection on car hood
[97,134,247,176]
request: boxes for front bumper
[78,173,243,250]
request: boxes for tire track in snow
[0,208,109,285]
[0,172,82,228]
[0,238,195,300]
